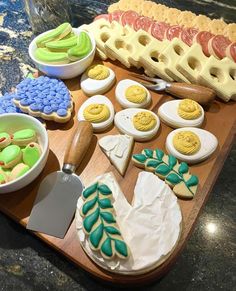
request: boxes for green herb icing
[81,182,129,259]
[132,148,199,196]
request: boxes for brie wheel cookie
[115,79,151,109]
[76,171,182,274]
[114,108,160,141]
[78,95,115,132]
[99,134,134,175]
[166,127,218,164]
[81,64,115,96]
[158,99,204,128]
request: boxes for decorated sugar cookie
[158,99,204,128]
[78,95,115,132]
[13,76,73,123]
[115,79,151,108]
[132,148,199,199]
[0,168,8,184]
[12,129,36,146]
[9,163,30,181]
[81,64,116,95]
[99,134,134,175]
[0,132,12,149]
[76,172,182,274]
[0,145,22,169]
[114,108,160,141]
[166,127,218,164]
[22,142,41,168]
[80,181,130,260]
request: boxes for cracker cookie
[108,2,120,14]
[210,19,227,35]
[141,1,155,18]
[152,4,169,22]
[192,14,211,31]
[224,23,236,42]
[165,8,181,25]
[177,11,196,27]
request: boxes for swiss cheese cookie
[132,148,199,199]
[13,76,73,123]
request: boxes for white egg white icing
[158,100,204,128]
[166,127,218,164]
[75,171,182,274]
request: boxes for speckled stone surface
[0,0,235,290]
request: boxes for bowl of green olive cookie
[0,113,49,193]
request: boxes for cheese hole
[100,32,110,42]
[138,35,151,46]
[187,57,201,71]
[229,69,236,80]
[122,27,131,36]
[100,24,110,29]
[174,45,184,56]
[150,51,160,63]
[115,40,132,52]
[209,68,225,83]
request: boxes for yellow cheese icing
[83,104,110,123]
[173,131,201,155]
[133,111,157,131]
[178,99,202,120]
[125,85,147,104]
[87,64,110,80]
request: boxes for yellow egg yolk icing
[173,131,201,155]
[133,111,157,131]
[83,104,110,123]
[178,99,202,120]
[125,85,147,104]
[87,64,110,80]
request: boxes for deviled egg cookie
[115,79,151,108]
[158,99,204,128]
[166,127,218,164]
[114,108,160,141]
[80,64,115,96]
[78,95,115,132]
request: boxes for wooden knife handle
[63,121,93,170]
[166,83,216,105]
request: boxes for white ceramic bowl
[0,114,49,194]
[28,28,96,79]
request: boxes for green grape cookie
[12,129,36,146]
[22,142,41,168]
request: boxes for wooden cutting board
[0,61,235,285]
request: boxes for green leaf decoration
[155,164,170,176]
[186,175,199,187]
[144,149,153,158]
[101,237,113,257]
[90,224,104,248]
[98,184,112,195]
[81,181,129,260]
[132,154,147,163]
[100,211,116,223]
[178,162,189,174]
[168,155,177,169]
[99,198,113,209]
[166,173,182,185]
[105,226,121,235]
[83,208,100,233]
[82,197,97,215]
[155,149,164,160]
[115,239,128,257]
[83,182,98,199]
[146,159,162,169]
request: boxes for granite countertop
[0,1,235,290]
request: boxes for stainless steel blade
[27,171,83,239]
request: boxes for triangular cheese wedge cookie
[99,134,134,175]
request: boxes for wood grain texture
[0,61,235,285]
